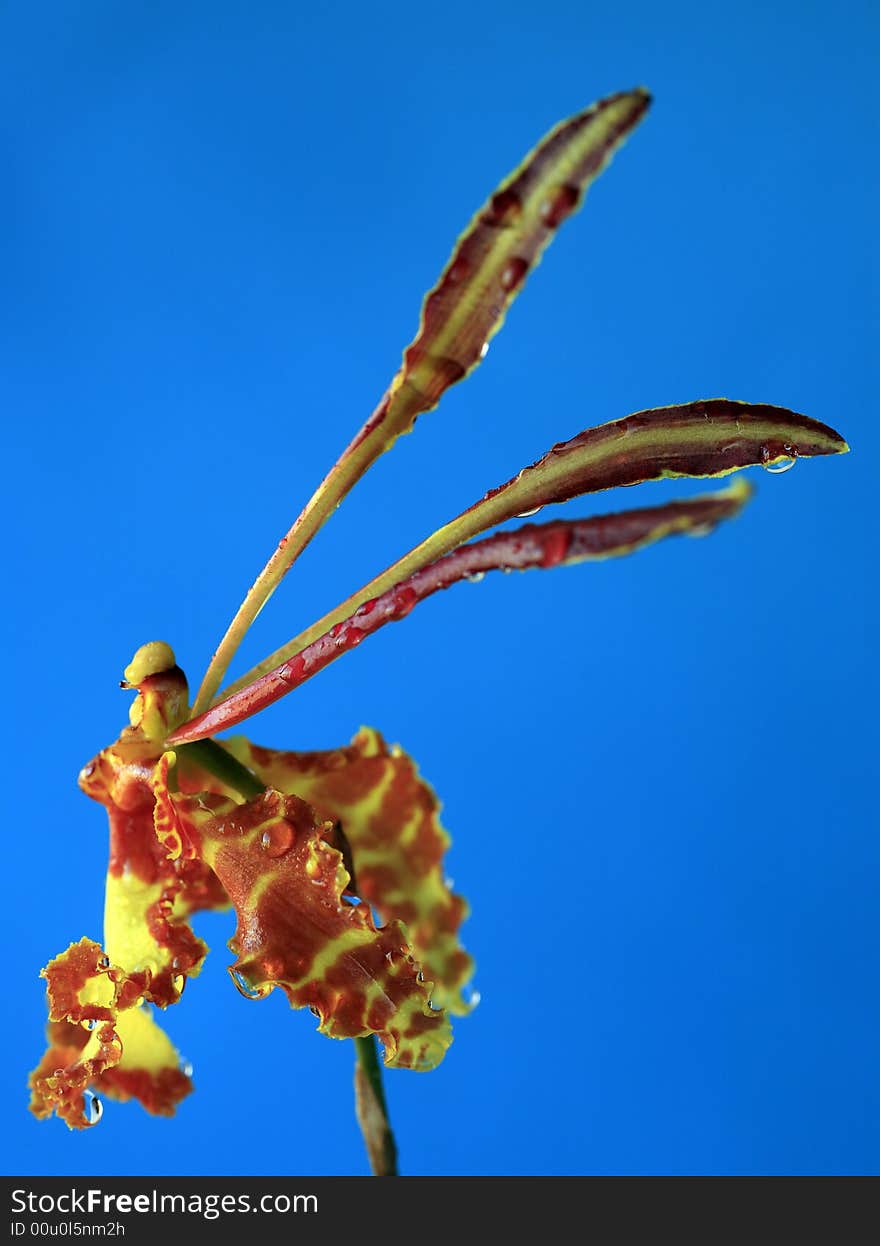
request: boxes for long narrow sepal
[186,397,847,730]
[191,89,651,715]
[170,478,752,741]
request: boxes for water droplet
[685,523,714,538]
[230,969,268,1000]
[179,1056,194,1079]
[515,506,542,518]
[540,183,581,228]
[500,256,529,291]
[97,955,110,970]
[464,572,485,584]
[484,188,522,227]
[83,1090,103,1126]
[761,444,798,474]
[83,1018,97,1032]
[467,988,482,1010]
[260,820,295,858]
[479,341,490,360]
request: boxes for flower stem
[354,1036,398,1176]
[176,738,264,799]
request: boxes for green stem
[354,1035,398,1176]
[176,738,264,799]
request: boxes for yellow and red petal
[79,741,227,1007]
[224,730,474,1014]
[165,785,453,1070]
[95,1005,192,1116]
[29,938,192,1129]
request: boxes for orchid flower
[29,88,847,1175]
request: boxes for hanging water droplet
[83,1018,98,1032]
[515,506,542,518]
[761,443,798,474]
[83,1090,103,1126]
[467,987,482,1010]
[261,820,295,858]
[230,969,267,1000]
[764,456,796,474]
[179,1055,194,1079]
[685,523,714,538]
[479,341,490,359]
[97,955,110,970]
[464,572,485,584]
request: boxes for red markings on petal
[165,785,452,1069]
[223,729,474,1015]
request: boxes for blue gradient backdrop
[2,1,876,1176]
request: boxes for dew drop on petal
[479,341,490,359]
[83,1090,103,1126]
[260,820,295,858]
[515,506,542,518]
[230,970,267,1000]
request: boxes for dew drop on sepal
[761,443,798,474]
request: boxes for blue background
[2,0,876,1176]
